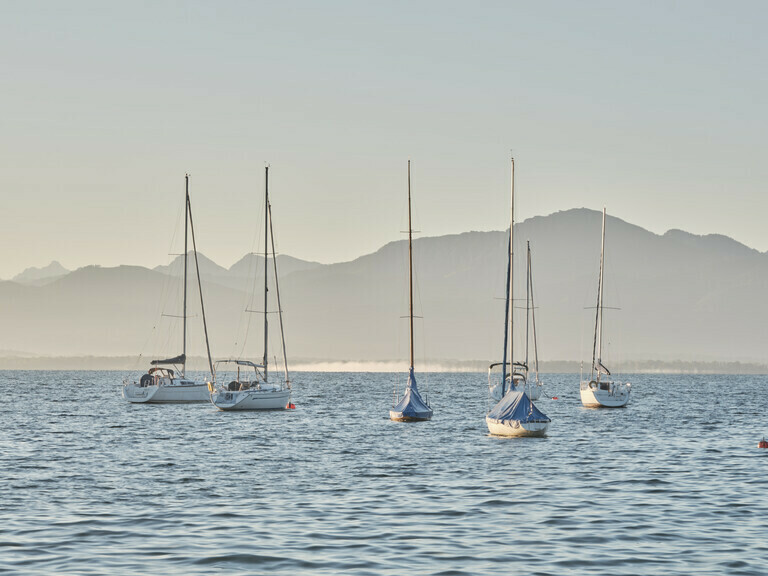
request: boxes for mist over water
[1,371,767,575]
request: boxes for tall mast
[508,157,515,379]
[408,160,414,371]
[597,207,607,370]
[182,174,189,378]
[263,166,269,380]
[590,208,606,378]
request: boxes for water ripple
[0,371,766,574]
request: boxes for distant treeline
[1,355,768,374]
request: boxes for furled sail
[594,360,611,376]
[487,389,550,425]
[151,354,186,366]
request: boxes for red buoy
[552,397,558,400]
[759,437,768,449]
[286,402,296,410]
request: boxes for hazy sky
[1,0,766,278]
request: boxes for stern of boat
[580,380,630,408]
[122,381,159,403]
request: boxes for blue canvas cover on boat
[487,389,550,424]
[391,368,433,420]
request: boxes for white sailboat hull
[580,380,630,408]
[122,380,209,403]
[210,388,291,411]
[389,411,432,422]
[486,416,548,437]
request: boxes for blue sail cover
[390,368,433,421]
[487,389,550,424]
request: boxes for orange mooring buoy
[286,402,296,410]
[759,437,768,449]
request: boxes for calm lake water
[1,371,767,575]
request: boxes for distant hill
[11,260,69,286]
[153,252,322,291]
[1,208,767,368]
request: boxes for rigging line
[268,199,290,387]
[187,190,215,379]
[396,212,409,372]
[597,208,607,377]
[590,216,603,382]
[407,160,414,372]
[509,156,516,393]
[262,166,270,379]
[525,241,530,377]
[412,240,429,400]
[529,244,540,381]
[238,277,255,360]
[408,170,431,402]
[135,322,158,370]
[237,176,268,361]
[144,202,182,365]
[501,231,511,397]
[153,195,188,364]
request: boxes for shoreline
[2,356,767,374]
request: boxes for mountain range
[1,208,767,369]
[11,261,70,286]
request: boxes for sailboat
[122,175,214,403]
[209,166,292,411]
[390,160,433,422]
[579,208,631,408]
[486,157,550,437]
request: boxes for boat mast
[508,157,515,385]
[182,174,189,378]
[597,207,607,374]
[591,207,606,379]
[408,160,414,372]
[263,166,269,381]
